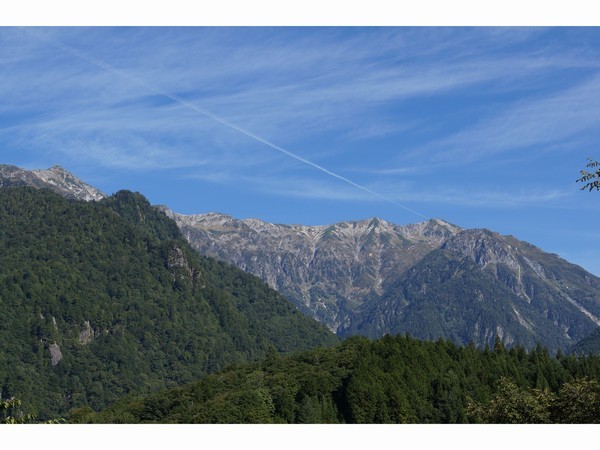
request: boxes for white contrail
[23,28,428,219]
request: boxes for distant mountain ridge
[163,208,600,352]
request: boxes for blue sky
[1,27,600,275]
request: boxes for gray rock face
[0,164,105,201]
[442,229,521,270]
[79,321,95,345]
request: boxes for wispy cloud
[1,27,600,212]
[404,187,572,208]
[5,27,596,145]
[4,27,600,274]
[418,73,600,165]
[185,164,573,209]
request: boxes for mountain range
[164,207,600,352]
[3,164,600,353]
[160,209,460,332]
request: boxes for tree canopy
[71,333,600,424]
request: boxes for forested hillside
[73,334,600,424]
[0,187,337,419]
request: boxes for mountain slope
[0,187,337,419]
[343,229,600,351]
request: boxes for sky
[1,26,600,275]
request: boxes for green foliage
[469,377,600,423]
[551,378,600,423]
[1,397,36,424]
[466,378,555,423]
[577,158,600,191]
[0,396,63,424]
[0,187,337,420]
[75,333,600,424]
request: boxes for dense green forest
[72,334,600,424]
[0,187,337,420]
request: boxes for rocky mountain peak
[47,164,67,172]
[155,204,175,218]
[441,228,520,270]
[181,212,247,232]
[402,218,462,245]
[0,164,105,201]
[0,163,20,174]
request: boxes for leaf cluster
[1,397,36,424]
[468,377,600,423]
[577,158,600,191]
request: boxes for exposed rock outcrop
[49,343,63,366]
[79,321,95,345]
